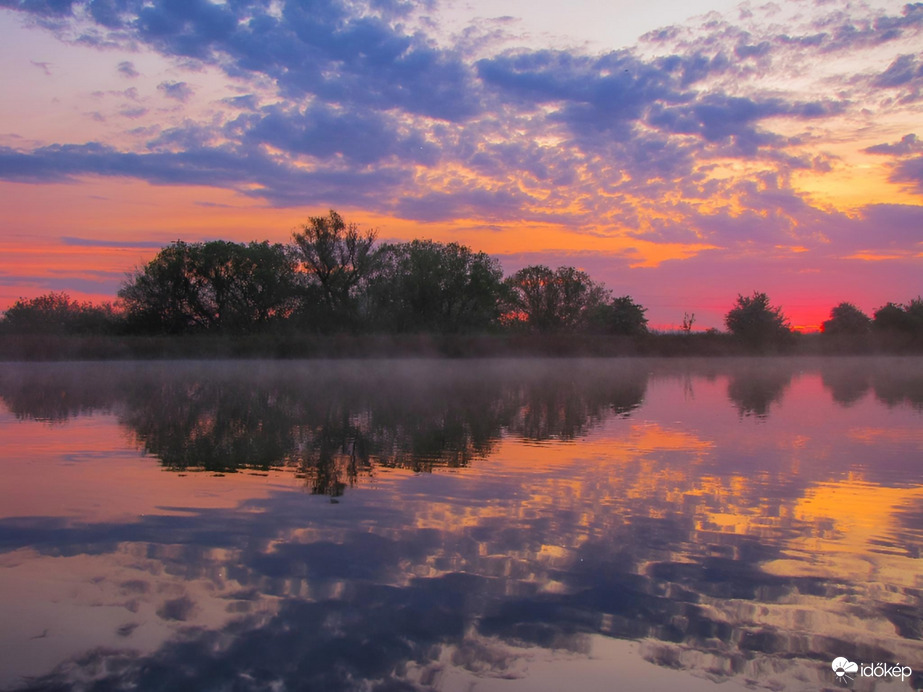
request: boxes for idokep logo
[831,658,858,684]
[831,657,913,685]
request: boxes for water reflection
[820,359,923,410]
[0,358,921,691]
[0,360,647,495]
[726,366,792,418]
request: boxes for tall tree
[292,210,377,328]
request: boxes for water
[0,358,921,691]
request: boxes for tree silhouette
[724,292,791,348]
[873,302,908,331]
[874,299,923,334]
[367,240,504,333]
[119,240,297,333]
[586,295,649,335]
[1,292,120,334]
[821,302,871,335]
[292,210,377,329]
[504,265,609,332]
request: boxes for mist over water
[0,358,921,691]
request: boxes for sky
[0,0,921,330]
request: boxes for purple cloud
[157,80,193,102]
[117,60,139,78]
[865,133,922,155]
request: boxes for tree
[586,296,649,335]
[909,297,923,332]
[119,241,206,333]
[821,302,871,335]
[367,240,504,333]
[874,299,923,334]
[724,291,791,346]
[873,302,907,332]
[119,240,298,333]
[504,265,609,332]
[292,210,377,329]
[1,292,120,334]
[196,241,300,331]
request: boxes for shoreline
[2,332,920,361]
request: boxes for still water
[0,358,921,692]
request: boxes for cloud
[872,54,920,87]
[128,0,482,121]
[854,203,923,245]
[887,156,923,193]
[134,0,238,60]
[649,95,844,154]
[864,136,923,194]
[865,133,922,155]
[0,0,921,251]
[231,103,440,166]
[0,0,77,17]
[0,142,411,207]
[476,49,685,138]
[61,236,165,248]
[394,187,533,223]
[117,59,138,78]
[220,94,258,110]
[0,272,123,295]
[119,105,148,118]
[30,59,52,75]
[157,80,193,102]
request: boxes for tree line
[2,211,648,337]
[1,209,921,348]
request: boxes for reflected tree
[505,369,646,440]
[820,366,871,407]
[726,367,793,418]
[0,361,650,490]
[871,369,923,410]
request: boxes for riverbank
[2,331,920,360]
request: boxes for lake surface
[0,358,921,692]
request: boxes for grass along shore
[1,330,920,360]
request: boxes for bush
[724,291,792,349]
[1,293,121,335]
[586,296,648,335]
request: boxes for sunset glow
[1,0,921,329]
